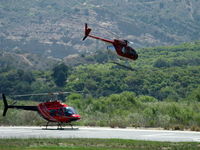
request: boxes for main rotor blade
[11,91,84,97]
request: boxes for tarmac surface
[0,126,200,142]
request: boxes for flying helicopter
[2,92,81,129]
[82,23,138,70]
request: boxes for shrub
[137,95,158,103]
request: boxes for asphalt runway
[0,126,200,142]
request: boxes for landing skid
[111,61,136,71]
[43,121,77,130]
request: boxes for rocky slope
[0,0,200,59]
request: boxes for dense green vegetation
[1,93,200,129]
[66,92,200,129]
[1,41,200,100]
[0,41,200,129]
[0,138,200,150]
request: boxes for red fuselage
[83,23,138,61]
[38,100,80,123]
[2,93,80,127]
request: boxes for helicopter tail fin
[2,94,8,116]
[82,23,91,41]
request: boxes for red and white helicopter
[2,92,80,129]
[83,23,138,70]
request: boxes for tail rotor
[82,23,91,41]
[2,94,8,116]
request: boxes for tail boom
[82,23,114,44]
[2,94,38,116]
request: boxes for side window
[58,108,63,116]
[122,47,126,54]
[64,108,71,116]
[50,109,56,116]
[64,107,74,116]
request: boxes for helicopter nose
[71,114,81,121]
[132,53,138,60]
[134,53,138,60]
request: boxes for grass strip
[0,138,200,150]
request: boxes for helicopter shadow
[40,127,79,131]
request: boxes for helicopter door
[49,108,63,117]
[122,46,127,54]
[127,46,138,60]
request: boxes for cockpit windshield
[63,107,77,116]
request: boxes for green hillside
[65,41,200,100]
[0,41,200,128]
[1,41,200,100]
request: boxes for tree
[153,58,170,68]
[52,63,68,87]
[187,87,200,102]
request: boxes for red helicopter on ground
[2,93,80,129]
[83,23,138,70]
